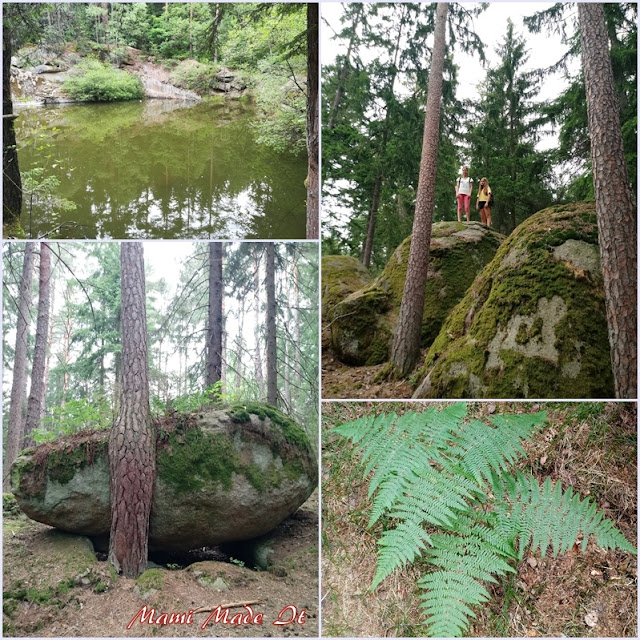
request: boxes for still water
[15,99,307,239]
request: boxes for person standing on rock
[476,177,493,227]
[455,166,473,222]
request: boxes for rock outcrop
[322,255,372,317]
[11,404,317,551]
[413,203,614,398]
[329,222,505,366]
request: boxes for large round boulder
[413,203,614,398]
[11,403,317,551]
[330,222,505,366]
[322,254,372,317]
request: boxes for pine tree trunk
[360,9,403,268]
[253,245,265,395]
[361,169,383,268]
[3,24,22,228]
[108,243,155,578]
[23,243,52,446]
[205,242,224,389]
[4,243,36,490]
[578,3,637,398]
[306,3,319,239]
[266,243,277,406]
[41,281,56,423]
[389,3,448,377]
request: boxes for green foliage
[34,396,112,444]
[333,405,636,637]
[62,60,144,102]
[151,383,225,416]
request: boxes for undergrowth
[331,403,636,637]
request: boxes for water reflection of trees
[16,100,307,239]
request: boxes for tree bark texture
[266,243,278,406]
[4,242,36,490]
[389,3,448,376]
[23,243,52,447]
[108,243,155,578]
[205,242,224,389]
[253,245,265,395]
[578,3,637,398]
[306,3,319,239]
[3,23,22,227]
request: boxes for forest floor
[321,329,416,399]
[3,492,318,637]
[322,402,638,637]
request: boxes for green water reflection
[15,99,307,239]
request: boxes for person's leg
[457,194,463,222]
[479,204,487,225]
[464,195,471,222]
[485,206,492,227]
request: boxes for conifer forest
[2,2,638,638]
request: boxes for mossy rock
[11,404,317,551]
[330,222,505,365]
[413,202,614,399]
[322,254,372,317]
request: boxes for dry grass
[321,402,637,637]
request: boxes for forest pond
[15,99,307,239]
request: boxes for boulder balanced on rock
[328,222,505,366]
[11,403,317,551]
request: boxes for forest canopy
[322,2,637,270]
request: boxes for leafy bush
[33,396,112,444]
[62,60,144,102]
[251,60,306,154]
[332,404,636,637]
[169,60,220,95]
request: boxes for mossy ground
[414,203,614,399]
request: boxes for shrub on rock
[413,203,614,398]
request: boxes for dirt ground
[322,402,638,637]
[3,492,318,638]
[321,328,416,399]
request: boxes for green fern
[331,404,636,637]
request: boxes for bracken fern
[331,404,636,637]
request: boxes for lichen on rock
[329,222,505,366]
[413,202,614,399]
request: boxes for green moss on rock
[330,222,505,366]
[135,568,164,593]
[413,203,614,399]
[322,255,372,317]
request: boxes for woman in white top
[455,167,473,222]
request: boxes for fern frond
[331,406,635,638]
[496,473,637,557]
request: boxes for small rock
[487,404,496,414]
[539,455,548,465]
[527,556,538,569]
[584,611,598,627]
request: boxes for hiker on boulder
[455,166,473,222]
[476,177,493,227]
